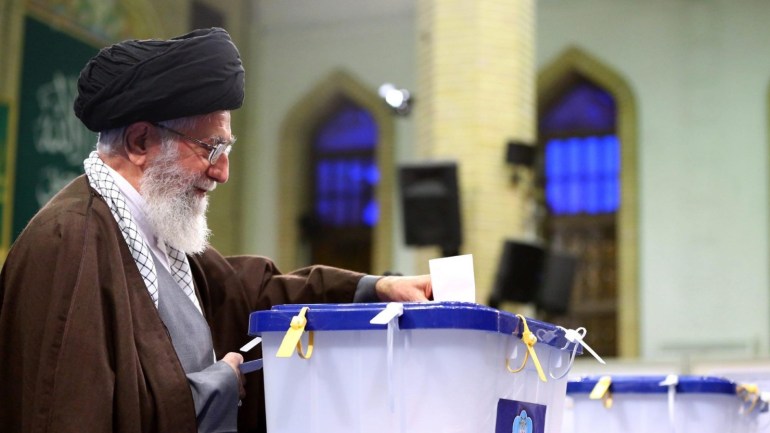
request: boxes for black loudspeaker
[536,252,577,315]
[398,161,462,255]
[489,240,546,307]
[505,140,536,167]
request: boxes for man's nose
[207,153,229,183]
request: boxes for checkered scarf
[83,151,201,312]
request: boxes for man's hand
[375,275,432,302]
[221,352,246,399]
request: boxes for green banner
[14,16,99,239]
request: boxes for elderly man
[0,28,431,433]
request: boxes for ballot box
[248,302,581,433]
[691,360,770,432]
[566,375,762,433]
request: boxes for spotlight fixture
[378,83,412,116]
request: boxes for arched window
[539,75,621,357]
[277,70,395,275]
[305,100,378,272]
[313,102,379,228]
[542,80,620,216]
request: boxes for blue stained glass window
[316,106,378,152]
[545,135,620,215]
[313,103,379,227]
[541,81,616,133]
[542,77,619,216]
[363,200,379,226]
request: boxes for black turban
[74,27,245,132]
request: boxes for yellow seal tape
[276,306,315,359]
[589,375,614,408]
[506,314,547,382]
[737,383,760,414]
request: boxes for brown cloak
[0,175,363,433]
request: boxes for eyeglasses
[152,123,234,165]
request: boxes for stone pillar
[415,0,536,304]
[0,0,24,100]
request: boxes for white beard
[140,147,215,254]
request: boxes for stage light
[378,83,413,116]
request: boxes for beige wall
[537,0,770,360]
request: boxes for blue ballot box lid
[567,375,738,395]
[248,301,579,352]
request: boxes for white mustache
[195,181,217,192]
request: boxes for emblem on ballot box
[496,399,545,433]
[514,410,533,433]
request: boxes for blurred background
[1,0,768,372]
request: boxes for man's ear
[123,122,158,166]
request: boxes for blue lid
[567,375,737,395]
[248,302,578,352]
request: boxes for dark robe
[0,175,363,433]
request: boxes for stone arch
[277,69,395,273]
[538,46,639,357]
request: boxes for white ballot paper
[428,254,476,302]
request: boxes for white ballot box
[566,375,762,433]
[248,302,581,433]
